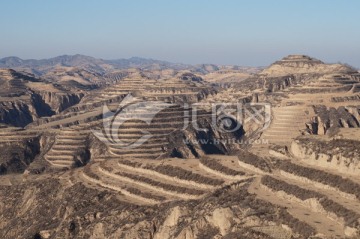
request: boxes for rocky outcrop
[153,206,187,239]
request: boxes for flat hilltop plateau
[0,54,360,239]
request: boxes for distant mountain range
[0,55,192,74]
[0,54,263,76]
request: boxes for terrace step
[109,142,166,149]
[45,155,74,160]
[45,158,74,168]
[261,175,360,236]
[109,146,164,153]
[249,177,348,237]
[44,129,88,169]
[114,159,225,189]
[92,134,165,142]
[276,171,360,214]
[97,164,205,200]
[47,149,83,155]
[56,136,86,140]
[259,105,314,145]
[108,151,162,159]
[51,145,82,150]
[115,127,178,133]
[80,163,165,204]
[47,159,74,165]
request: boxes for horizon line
[0,53,358,69]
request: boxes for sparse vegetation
[1,53,359,238]
[261,175,322,200]
[123,186,166,201]
[200,157,245,176]
[238,151,272,172]
[83,165,100,180]
[261,175,360,228]
[144,164,225,186]
[115,171,205,195]
[279,160,360,200]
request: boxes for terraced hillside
[75,157,250,204]
[240,55,360,237]
[261,105,314,145]
[97,105,193,159]
[1,55,360,238]
[5,70,239,171]
[44,128,89,169]
[230,146,360,238]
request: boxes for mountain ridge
[0,54,189,70]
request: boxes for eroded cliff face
[166,116,244,159]
[0,68,86,127]
[0,92,84,127]
[0,101,37,127]
[0,137,40,174]
[291,138,360,176]
[231,74,298,93]
[306,105,360,135]
[35,91,84,113]
[264,75,297,93]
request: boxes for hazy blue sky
[0,0,359,66]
